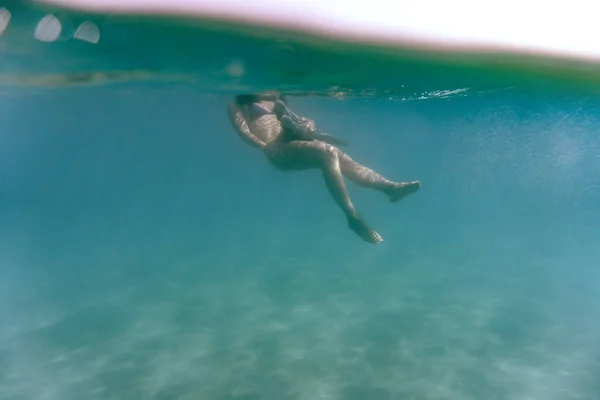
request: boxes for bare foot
[347,214,383,244]
[387,181,421,203]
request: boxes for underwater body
[1,1,600,399]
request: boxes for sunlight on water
[34,14,61,42]
[0,7,10,36]
[38,0,600,60]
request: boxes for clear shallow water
[1,3,600,400]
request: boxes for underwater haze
[1,2,600,399]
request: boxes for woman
[227,93,421,244]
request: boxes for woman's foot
[387,181,421,203]
[347,213,383,244]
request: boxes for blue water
[2,4,600,400]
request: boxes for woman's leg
[337,152,421,202]
[264,140,383,244]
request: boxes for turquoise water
[2,3,600,400]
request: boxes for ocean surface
[1,2,600,399]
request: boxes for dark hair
[235,94,259,105]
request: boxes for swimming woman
[227,93,421,244]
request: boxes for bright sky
[36,0,600,61]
